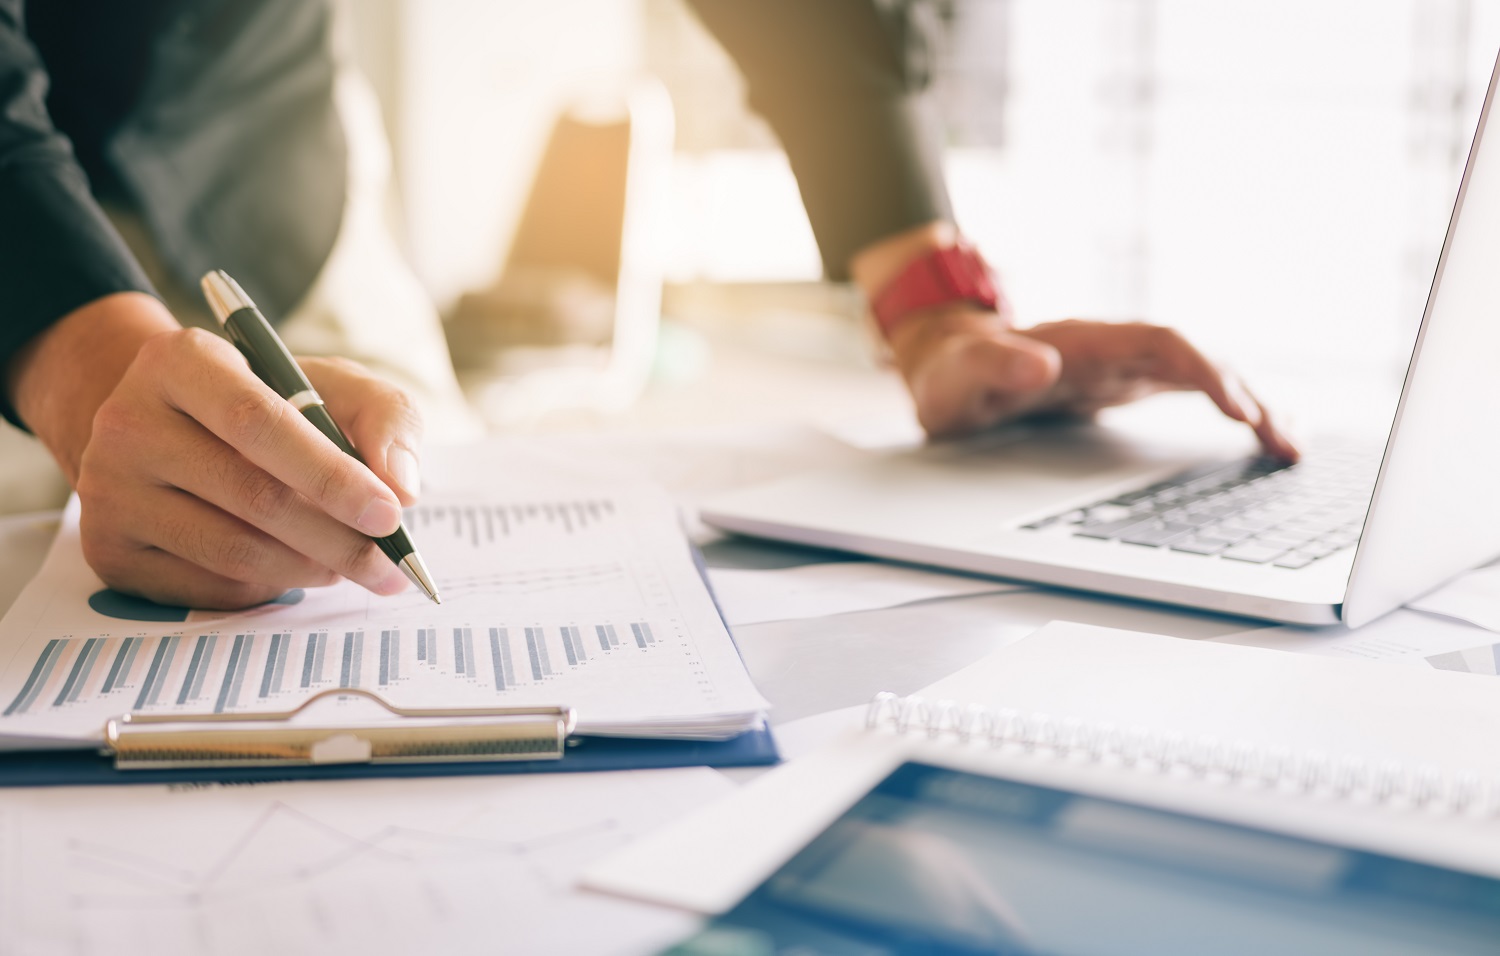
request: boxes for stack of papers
[0,483,768,749]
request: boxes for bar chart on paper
[4,620,666,716]
[0,489,767,743]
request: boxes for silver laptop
[701,50,1500,627]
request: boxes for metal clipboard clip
[102,688,578,770]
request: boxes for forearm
[689,0,952,279]
[1,3,160,434]
[5,292,178,484]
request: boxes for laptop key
[1195,525,1256,546]
[1120,523,1196,547]
[1221,543,1291,564]
[1026,451,1378,571]
[1300,540,1343,558]
[1074,517,1154,539]
[1171,537,1229,555]
[1250,532,1316,551]
[1080,504,1136,524]
[1218,515,1278,533]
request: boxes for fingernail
[357,498,402,536]
[388,445,420,498]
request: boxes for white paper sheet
[0,482,767,746]
[706,561,1022,627]
[0,768,729,956]
[584,621,1500,914]
[1406,562,1500,633]
[1210,606,1495,666]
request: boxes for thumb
[911,330,1063,436]
[958,332,1063,430]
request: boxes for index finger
[152,330,405,536]
[1148,330,1301,462]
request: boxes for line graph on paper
[2,772,720,956]
[379,561,638,611]
[65,802,620,909]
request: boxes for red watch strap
[871,241,1002,339]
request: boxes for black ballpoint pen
[200,269,442,604]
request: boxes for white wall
[361,0,1500,381]
[384,0,645,311]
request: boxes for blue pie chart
[87,588,305,622]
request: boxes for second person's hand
[888,306,1299,461]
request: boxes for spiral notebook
[584,621,1500,914]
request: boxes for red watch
[870,240,1003,339]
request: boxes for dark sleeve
[686,0,952,280]
[0,0,155,426]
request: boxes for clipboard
[0,720,779,787]
[0,544,779,786]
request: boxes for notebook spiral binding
[865,691,1500,817]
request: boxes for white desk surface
[0,413,1492,955]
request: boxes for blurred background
[346,0,1500,436]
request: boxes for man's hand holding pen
[6,290,428,610]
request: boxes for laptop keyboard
[1020,450,1378,569]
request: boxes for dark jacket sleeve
[0,0,155,426]
[687,0,953,280]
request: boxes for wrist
[850,221,961,296]
[850,224,1009,342]
[6,292,179,483]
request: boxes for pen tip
[399,553,442,606]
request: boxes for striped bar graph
[596,624,621,651]
[301,632,329,688]
[176,635,219,706]
[1,611,673,721]
[4,639,66,716]
[258,633,291,699]
[524,627,554,680]
[53,637,105,706]
[416,627,437,666]
[560,626,587,666]
[214,635,253,713]
[489,627,516,691]
[379,630,401,685]
[630,622,656,648]
[102,637,144,694]
[134,636,180,710]
[340,632,364,688]
[452,627,477,679]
